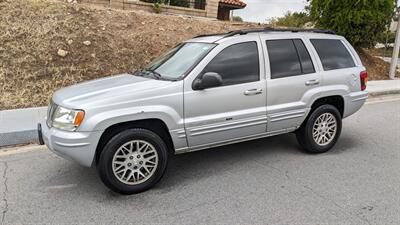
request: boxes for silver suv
[38,28,368,194]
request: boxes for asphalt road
[0,98,399,225]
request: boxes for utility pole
[389,9,400,80]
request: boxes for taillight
[360,70,368,91]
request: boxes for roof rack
[224,27,336,37]
[193,27,336,40]
[263,28,336,34]
[193,32,229,38]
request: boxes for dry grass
[0,0,396,109]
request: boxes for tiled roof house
[217,0,246,20]
[84,0,247,21]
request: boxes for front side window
[202,42,260,86]
[310,39,355,71]
[145,42,216,79]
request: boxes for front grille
[46,101,57,127]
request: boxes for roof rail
[193,27,336,40]
[193,32,228,38]
[262,27,336,35]
[223,27,336,37]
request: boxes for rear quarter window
[310,39,355,71]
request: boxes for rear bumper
[343,91,368,118]
[38,120,102,167]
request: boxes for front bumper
[38,120,102,167]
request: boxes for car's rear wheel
[97,128,168,194]
[296,104,342,153]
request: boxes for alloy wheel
[112,140,159,185]
[312,112,337,146]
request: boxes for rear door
[183,37,268,148]
[261,37,322,132]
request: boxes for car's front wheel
[97,128,169,194]
[296,104,342,153]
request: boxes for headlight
[51,106,85,131]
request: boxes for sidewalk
[0,80,399,147]
[367,79,400,96]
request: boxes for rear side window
[203,42,259,86]
[310,39,355,71]
[267,39,315,79]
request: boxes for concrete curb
[368,89,400,97]
[1,80,399,147]
[0,130,38,146]
[0,107,46,147]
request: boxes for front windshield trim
[141,42,217,81]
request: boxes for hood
[52,74,174,109]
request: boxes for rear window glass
[310,39,355,71]
[267,39,302,79]
[267,39,315,79]
[293,39,315,74]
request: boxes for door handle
[244,89,263,96]
[305,79,320,86]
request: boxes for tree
[232,16,243,22]
[309,0,396,47]
[269,11,312,28]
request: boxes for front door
[184,40,267,148]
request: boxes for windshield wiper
[134,68,163,80]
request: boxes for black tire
[296,104,342,153]
[97,128,169,195]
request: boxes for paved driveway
[0,99,399,225]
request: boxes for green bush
[377,31,396,44]
[152,2,162,13]
[309,0,396,47]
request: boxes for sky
[233,0,309,23]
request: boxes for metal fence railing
[141,0,206,10]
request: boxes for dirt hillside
[0,0,257,109]
[0,0,396,109]
[358,48,398,80]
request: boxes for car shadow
[157,133,302,190]
[52,132,357,197]
[328,134,359,154]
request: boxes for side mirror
[193,72,223,90]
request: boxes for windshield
[143,42,216,80]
